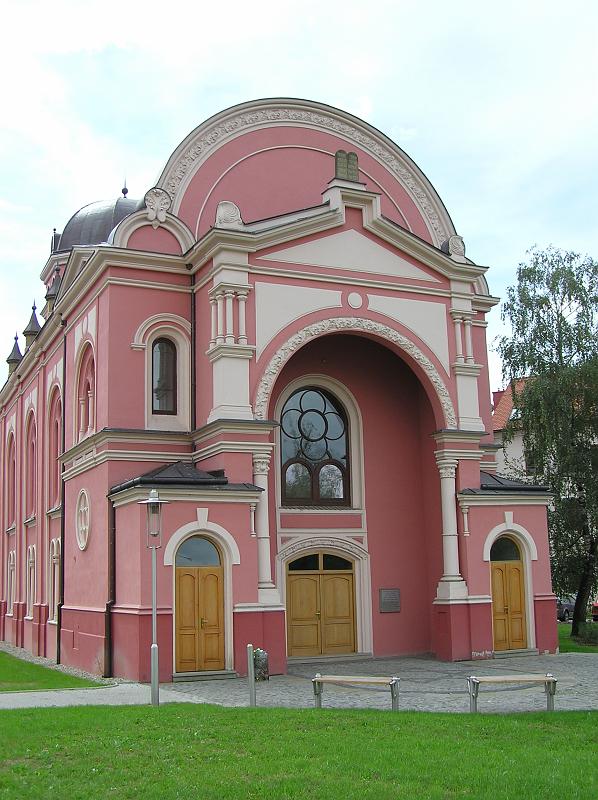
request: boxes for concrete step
[172,670,238,682]
[493,648,540,659]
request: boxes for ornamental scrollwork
[144,187,171,229]
[159,104,452,246]
[253,317,457,428]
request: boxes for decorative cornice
[253,317,457,428]
[156,99,456,248]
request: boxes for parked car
[592,597,598,623]
[556,596,576,622]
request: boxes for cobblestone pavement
[1,649,596,713]
[165,652,598,713]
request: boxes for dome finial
[122,179,128,198]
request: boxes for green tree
[497,246,598,635]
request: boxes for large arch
[253,317,457,429]
[155,98,457,248]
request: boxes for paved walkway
[1,651,596,713]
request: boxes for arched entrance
[490,536,527,651]
[286,551,356,657]
[175,536,224,672]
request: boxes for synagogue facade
[0,99,557,680]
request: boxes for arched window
[7,551,15,614]
[26,545,36,617]
[280,387,350,506]
[6,434,16,528]
[175,536,221,566]
[49,538,61,622]
[25,414,36,519]
[152,338,177,414]
[76,345,95,442]
[48,389,62,509]
[490,536,521,561]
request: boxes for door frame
[483,523,536,651]
[165,515,240,675]
[278,537,372,655]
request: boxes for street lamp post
[138,488,169,706]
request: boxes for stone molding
[253,317,457,427]
[156,100,455,247]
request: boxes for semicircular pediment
[155,98,457,248]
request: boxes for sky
[1,0,597,391]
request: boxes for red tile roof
[492,379,527,431]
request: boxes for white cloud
[0,0,597,391]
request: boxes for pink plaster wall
[127,225,183,255]
[270,333,441,657]
[177,127,433,242]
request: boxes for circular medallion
[75,489,90,551]
[347,292,363,309]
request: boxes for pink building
[0,99,557,681]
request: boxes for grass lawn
[0,705,596,799]
[557,622,598,653]
[0,651,101,692]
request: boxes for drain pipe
[56,319,67,663]
[189,268,196,432]
[103,498,116,677]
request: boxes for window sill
[5,524,16,534]
[46,506,62,519]
[24,515,36,527]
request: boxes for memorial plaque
[379,588,401,613]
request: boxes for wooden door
[321,573,355,654]
[491,561,527,651]
[175,566,224,672]
[287,554,356,657]
[287,574,321,657]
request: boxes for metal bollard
[544,673,557,711]
[313,673,323,708]
[467,677,480,713]
[247,644,256,707]
[390,677,400,711]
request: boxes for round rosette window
[75,489,91,551]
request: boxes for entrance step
[172,670,238,682]
[288,652,373,665]
[493,648,540,659]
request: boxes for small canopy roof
[109,460,261,495]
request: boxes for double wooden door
[491,561,527,651]
[175,566,224,672]
[287,553,355,657]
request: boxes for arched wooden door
[175,536,224,672]
[490,536,527,651]
[287,552,355,657]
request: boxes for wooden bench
[467,673,557,713]
[312,673,400,710]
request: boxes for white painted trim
[165,510,240,673]
[164,511,241,566]
[483,518,537,651]
[110,209,195,253]
[132,314,191,349]
[276,536,372,655]
[254,317,457,428]
[156,98,456,247]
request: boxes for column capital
[252,452,271,476]
[434,455,458,479]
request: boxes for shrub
[577,622,598,645]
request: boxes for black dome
[58,197,138,250]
